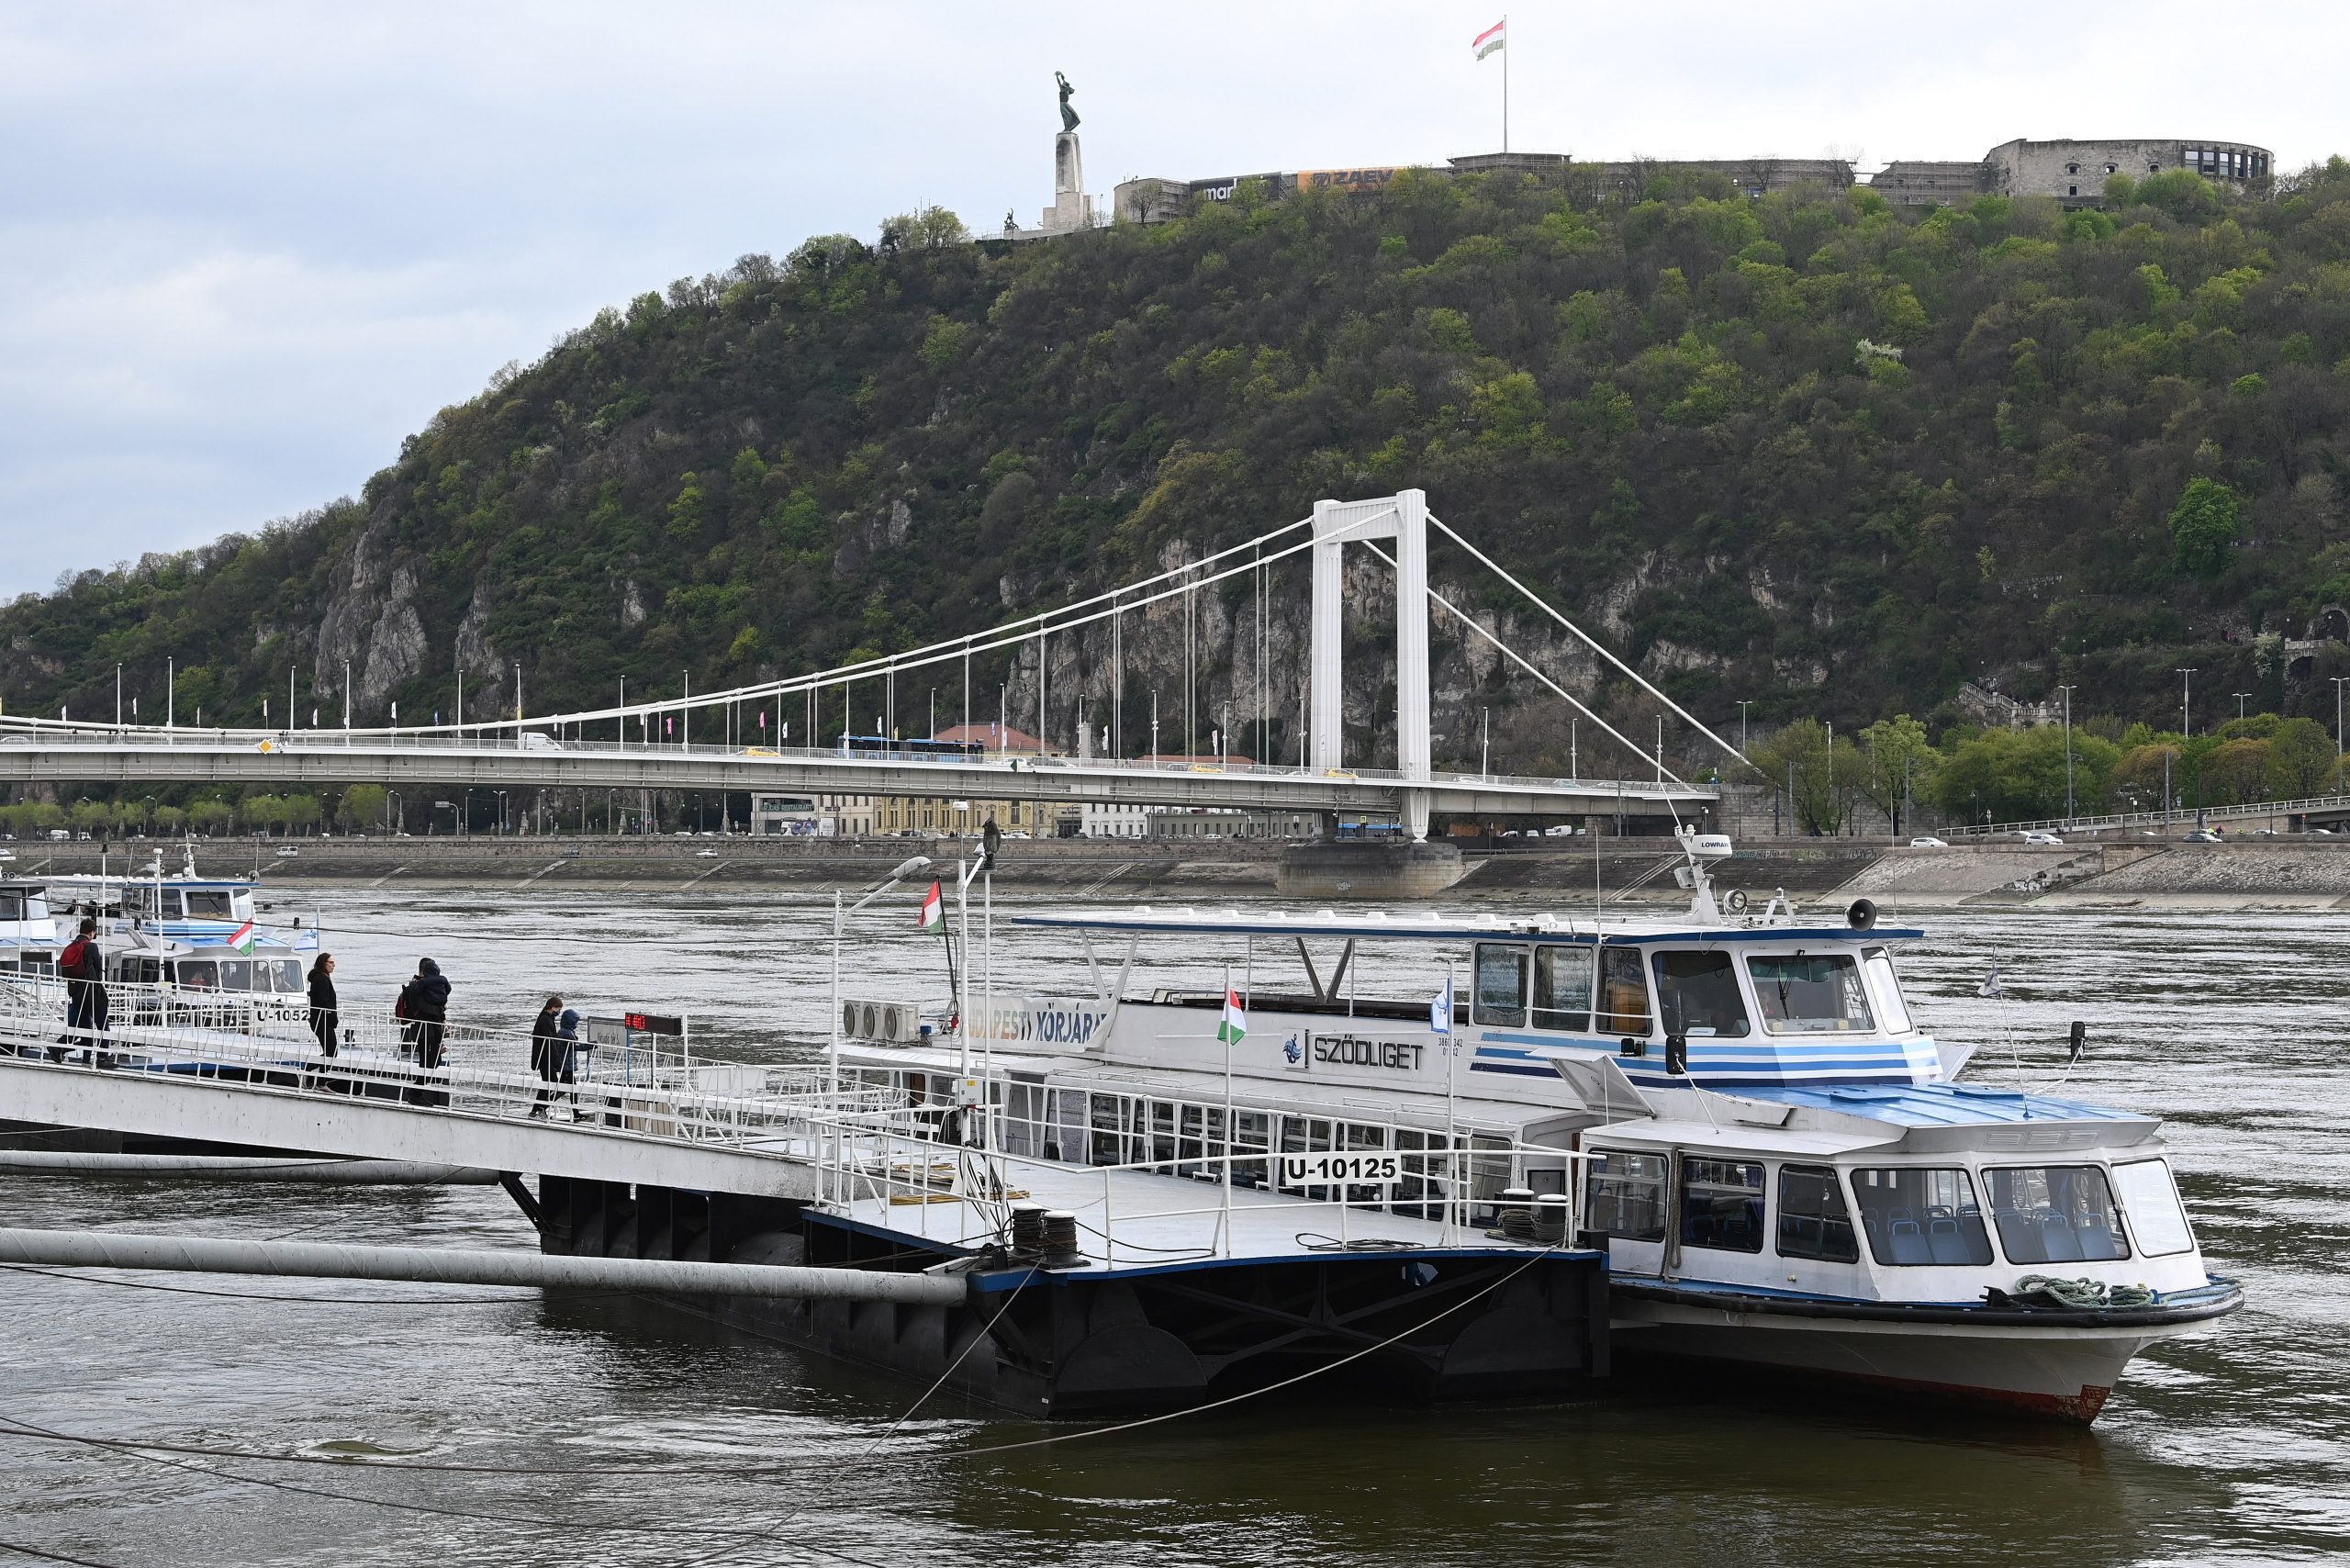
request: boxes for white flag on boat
[1430,975,1452,1035]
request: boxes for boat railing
[811,1070,1593,1260]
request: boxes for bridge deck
[0,734,1712,816]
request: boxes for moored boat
[832,831,2239,1420]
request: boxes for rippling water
[0,886,2343,1567]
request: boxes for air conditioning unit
[844,998,920,1042]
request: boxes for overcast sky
[3,0,2342,599]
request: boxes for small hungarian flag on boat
[1472,17,1505,59]
[918,880,945,932]
[1216,988,1248,1045]
[227,920,257,954]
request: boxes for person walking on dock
[57,917,108,1063]
[396,958,451,1106]
[529,994,565,1117]
[307,954,340,1058]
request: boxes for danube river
[0,887,2342,1566]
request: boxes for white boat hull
[1612,1294,2221,1421]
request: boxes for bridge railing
[0,724,1713,798]
[1942,790,2350,838]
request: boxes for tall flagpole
[1503,13,1509,153]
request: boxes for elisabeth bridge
[0,493,1733,835]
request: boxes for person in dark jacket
[396,958,452,1105]
[57,917,107,1054]
[307,953,339,1058]
[528,994,565,1116]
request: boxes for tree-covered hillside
[14,159,2350,778]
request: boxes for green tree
[2266,718,2336,798]
[1931,727,2117,824]
[1853,715,1938,833]
[2199,738,2270,806]
[1749,720,1863,835]
[187,801,232,837]
[338,784,389,832]
[2167,478,2242,577]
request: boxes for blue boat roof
[1738,1081,2139,1126]
[1013,908,1921,945]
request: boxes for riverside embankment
[20,833,2350,909]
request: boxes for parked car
[2183,829,2222,843]
[1544,825,1576,837]
[1908,835,1948,848]
[694,848,718,858]
[276,845,300,857]
[2021,831,2064,846]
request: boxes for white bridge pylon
[1311,492,1435,838]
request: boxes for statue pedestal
[1039,131,1093,233]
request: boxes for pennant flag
[227,920,258,954]
[918,879,945,932]
[1430,976,1452,1035]
[1216,988,1248,1045]
[1472,17,1505,59]
[1977,962,2003,999]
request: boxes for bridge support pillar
[1310,490,1434,839]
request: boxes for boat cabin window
[1651,950,1751,1038]
[17,955,52,976]
[172,960,218,991]
[184,891,235,918]
[1863,946,1913,1033]
[2111,1159,2196,1257]
[117,957,162,986]
[1681,1158,1765,1252]
[1596,947,1652,1037]
[1472,944,1528,1027]
[1985,1165,2128,1263]
[1852,1167,1993,1266]
[1583,1149,1668,1242]
[1750,954,1875,1035]
[0,891,23,921]
[1777,1164,1860,1262]
[1531,946,1592,1032]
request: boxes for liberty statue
[1056,71,1080,133]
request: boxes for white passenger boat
[834,833,2240,1421]
[44,845,319,954]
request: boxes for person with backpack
[396,958,451,1105]
[57,917,107,1059]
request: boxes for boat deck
[820,1153,1580,1282]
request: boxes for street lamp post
[2233,692,2252,722]
[1736,700,1753,756]
[2333,676,2349,796]
[2058,685,2076,825]
[2176,667,2197,738]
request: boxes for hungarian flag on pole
[1473,17,1505,58]
[227,920,258,955]
[1216,988,1248,1045]
[918,880,945,932]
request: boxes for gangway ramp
[0,1048,825,1200]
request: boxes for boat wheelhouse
[46,845,318,954]
[832,835,2238,1420]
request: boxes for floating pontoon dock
[0,990,1608,1416]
